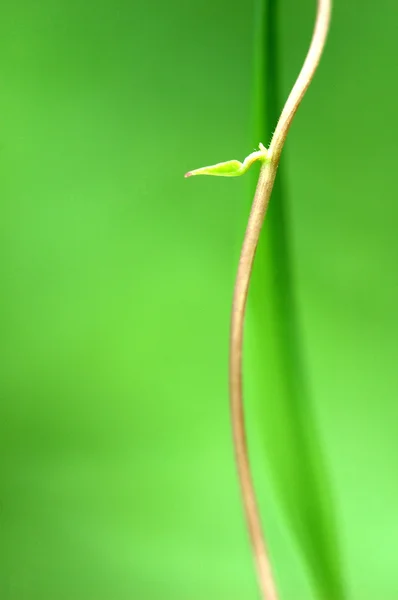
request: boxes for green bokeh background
[1,0,398,598]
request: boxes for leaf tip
[184,171,193,178]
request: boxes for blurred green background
[1,0,398,598]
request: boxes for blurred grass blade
[246,0,346,597]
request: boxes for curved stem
[229,1,331,599]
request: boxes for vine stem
[228,1,331,599]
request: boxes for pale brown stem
[228,1,331,599]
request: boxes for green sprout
[184,143,269,178]
[184,1,332,599]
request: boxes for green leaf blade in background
[244,0,346,598]
[277,1,398,597]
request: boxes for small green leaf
[185,143,269,178]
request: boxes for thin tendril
[228,2,331,598]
